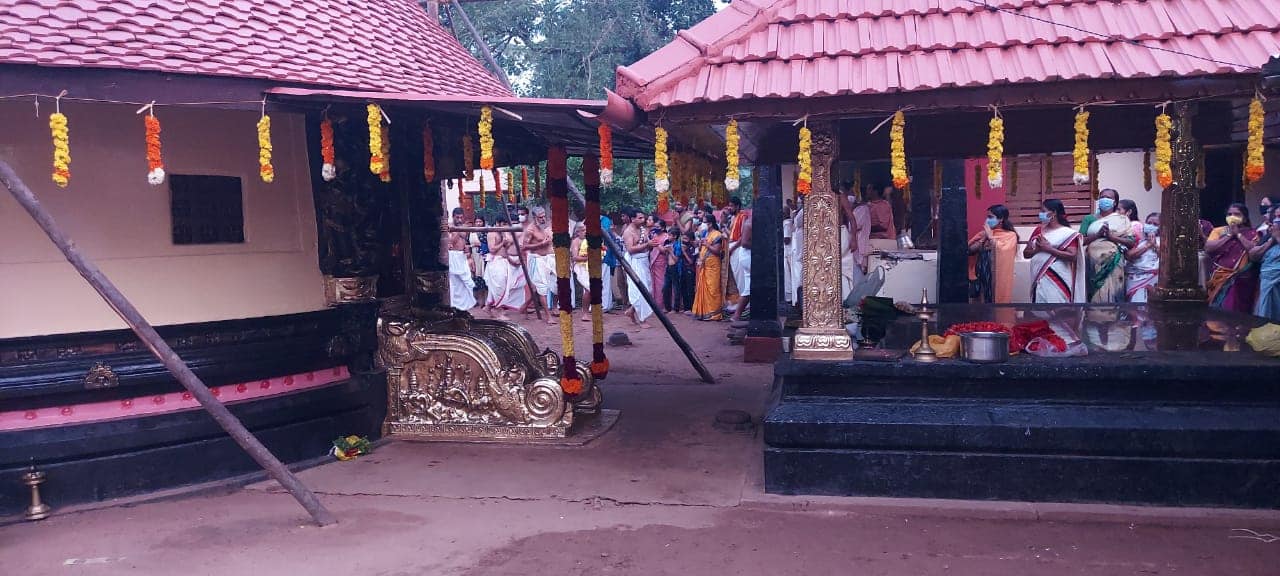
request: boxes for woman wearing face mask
[1125,212,1161,303]
[1258,197,1278,235]
[1250,212,1280,321]
[967,204,1019,303]
[1205,203,1260,313]
[692,218,726,320]
[1024,199,1082,303]
[1078,189,1132,303]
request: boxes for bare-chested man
[523,206,557,324]
[447,208,477,311]
[622,209,654,327]
[483,215,526,319]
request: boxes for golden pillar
[794,120,853,360]
[1155,102,1207,303]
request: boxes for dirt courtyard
[2,312,1279,575]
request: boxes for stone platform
[764,304,1280,508]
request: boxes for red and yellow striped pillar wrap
[583,154,609,380]
[547,147,582,395]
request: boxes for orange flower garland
[320,116,336,182]
[144,114,165,186]
[422,123,436,182]
[257,114,274,183]
[479,106,494,170]
[598,123,614,185]
[49,111,70,187]
[1246,97,1265,184]
[796,126,812,195]
[521,166,529,200]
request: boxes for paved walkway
[3,314,1279,575]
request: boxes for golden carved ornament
[83,362,119,390]
[323,275,378,306]
[794,119,853,360]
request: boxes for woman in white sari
[1125,212,1160,303]
[1024,199,1083,303]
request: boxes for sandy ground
[2,311,1279,575]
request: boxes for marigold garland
[654,127,670,193]
[986,113,1004,188]
[378,123,391,183]
[547,146,582,395]
[521,166,529,200]
[422,123,436,182]
[1154,112,1173,188]
[492,168,503,206]
[479,106,494,170]
[49,112,70,187]
[1072,109,1091,185]
[318,116,336,182]
[598,123,614,185]
[367,104,384,176]
[1246,97,1266,184]
[890,111,909,189]
[257,115,274,183]
[463,133,475,176]
[507,169,516,203]
[724,119,740,191]
[796,126,812,195]
[583,154,609,379]
[144,114,165,186]
[1142,149,1152,191]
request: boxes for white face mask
[518,215,527,223]
[697,224,708,235]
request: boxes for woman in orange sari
[1205,203,1260,313]
[968,204,1020,303]
[692,219,726,320]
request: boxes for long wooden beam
[0,160,337,527]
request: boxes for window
[1003,154,1094,227]
[169,175,245,245]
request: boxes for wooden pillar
[793,120,853,360]
[745,165,783,363]
[936,159,969,304]
[1156,102,1208,303]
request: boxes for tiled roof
[0,0,512,97]
[616,0,1280,110]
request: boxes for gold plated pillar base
[792,328,854,361]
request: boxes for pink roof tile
[0,0,511,97]
[617,0,1280,111]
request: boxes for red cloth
[1011,320,1057,353]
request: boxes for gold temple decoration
[794,119,853,360]
[323,275,378,306]
[83,362,119,390]
[1155,102,1207,303]
[23,468,51,521]
[379,309,600,441]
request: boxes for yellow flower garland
[1073,109,1090,185]
[49,112,70,187]
[1246,97,1265,184]
[890,111,909,189]
[479,105,494,170]
[367,104,384,176]
[1154,113,1173,188]
[724,119,740,191]
[796,126,811,194]
[654,127,669,192]
[987,114,1004,188]
[257,115,274,183]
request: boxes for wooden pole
[0,160,338,527]
[566,179,715,384]
[449,0,513,90]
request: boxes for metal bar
[447,225,524,233]
[0,160,338,527]
[450,0,513,91]
[565,179,715,384]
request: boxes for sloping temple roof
[0,0,512,97]
[616,0,1280,111]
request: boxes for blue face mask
[1143,223,1158,236]
[1038,211,1051,224]
[1097,198,1116,213]
[985,216,999,228]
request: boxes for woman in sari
[968,204,1019,303]
[1205,203,1260,313]
[1125,212,1160,303]
[692,218,726,320]
[1250,215,1280,320]
[649,219,671,313]
[1024,199,1083,303]
[1079,189,1134,303]
[571,223,593,322]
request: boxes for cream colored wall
[0,102,325,338]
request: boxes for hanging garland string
[1073,107,1091,185]
[507,169,516,204]
[534,163,542,198]
[378,123,391,183]
[796,125,812,195]
[654,126,670,192]
[479,105,494,170]
[547,146,582,395]
[637,159,645,205]
[319,115,336,182]
[724,119,740,191]
[1154,109,1172,188]
[422,123,435,182]
[1143,149,1152,191]
[48,106,70,188]
[521,166,529,200]
[257,113,274,183]
[583,154,609,380]
[987,109,1004,188]
[1246,96,1266,184]
[367,104,384,176]
[462,133,474,176]
[890,111,908,189]
[599,123,614,185]
[144,112,165,186]
[492,167,503,206]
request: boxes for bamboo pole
[566,179,715,384]
[0,160,337,527]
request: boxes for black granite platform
[765,303,1280,508]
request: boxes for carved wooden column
[794,120,853,360]
[1155,102,1207,303]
